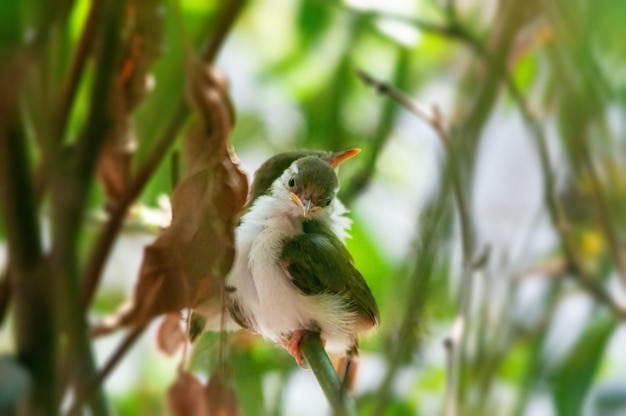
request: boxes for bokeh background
[1,0,626,415]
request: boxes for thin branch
[356,69,440,137]
[501,66,626,319]
[362,0,626,321]
[340,50,408,204]
[299,332,357,416]
[81,0,247,311]
[407,0,625,319]
[399,0,626,318]
[356,70,477,416]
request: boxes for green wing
[279,220,379,326]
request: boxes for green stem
[299,333,357,416]
[49,0,127,414]
[0,79,57,415]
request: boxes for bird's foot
[286,330,325,368]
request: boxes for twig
[81,0,247,311]
[396,0,625,319]
[299,332,357,416]
[500,65,626,319]
[356,70,442,138]
[340,51,408,204]
[357,70,477,416]
[390,0,626,319]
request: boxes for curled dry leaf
[205,370,241,416]
[97,0,164,207]
[167,371,209,416]
[156,313,186,356]
[110,61,247,329]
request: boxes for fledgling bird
[226,149,379,366]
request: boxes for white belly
[226,201,357,354]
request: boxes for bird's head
[279,156,339,219]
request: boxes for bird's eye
[288,178,295,188]
[325,199,332,207]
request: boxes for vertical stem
[56,0,102,143]
[0,95,56,414]
[372,194,448,415]
[48,0,126,414]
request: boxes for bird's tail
[334,344,359,392]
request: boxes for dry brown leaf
[97,0,164,206]
[156,313,187,356]
[167,371,209,416]
[205,370,241,416]
[108,62,247,328]
[97,130,135,207]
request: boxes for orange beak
[327,148,361,169]
[290,193,321,217]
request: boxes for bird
[223,148,379,366]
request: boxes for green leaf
[296,1,332,49]
[550,314,617,416]
[0,2,22,55]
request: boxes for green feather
[280,219,379,327]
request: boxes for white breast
[226,192,358,354]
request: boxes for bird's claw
[286,330,325,368]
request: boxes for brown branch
[81,0,247,311]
